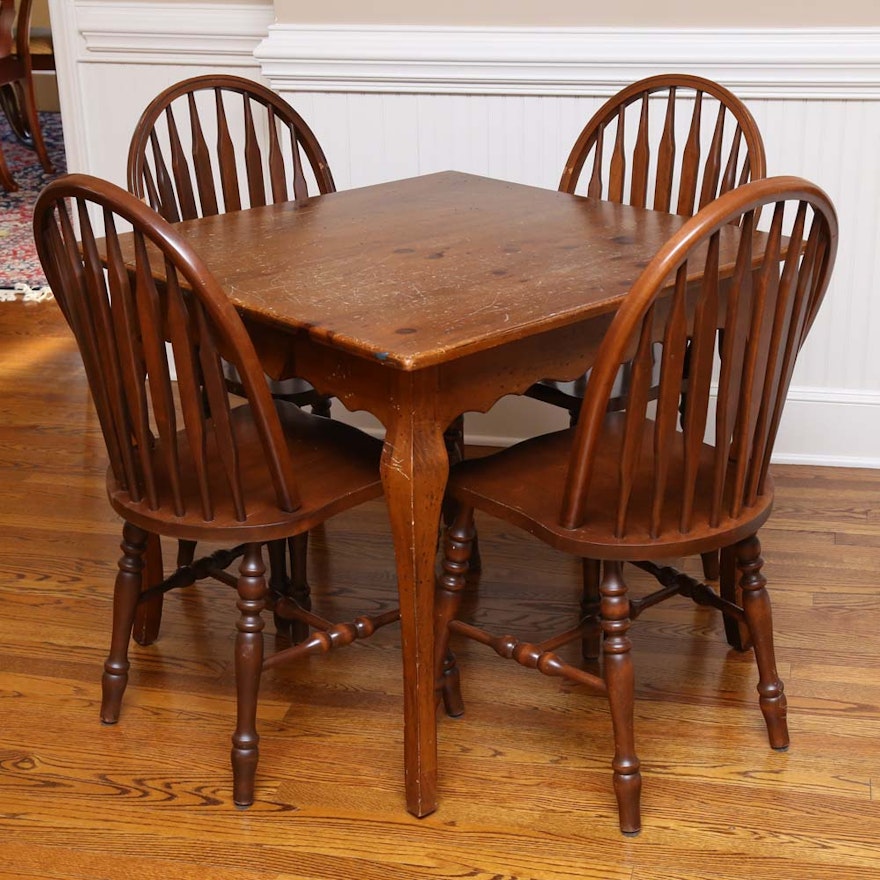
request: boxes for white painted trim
[75,1,274,64]
[769,388,880,468]
[51,1,274,172]
[784,386,880,408]
[48,0,88,172]
[256,25,880,99]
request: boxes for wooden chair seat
[449,413,773,560]
[109,401,382,543]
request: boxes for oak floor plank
[2,303,880,879]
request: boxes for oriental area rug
[0,111,66,300]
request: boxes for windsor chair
[532,73,768,602]
[0,0,53,190]
[127,75,340,638]
[435,176,838,834]
[34,174,395,807]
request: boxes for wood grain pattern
[1,305,879,876]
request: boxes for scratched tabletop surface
[168,171,714,369]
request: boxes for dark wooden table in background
[163,170,745,818]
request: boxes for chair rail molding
[74,0,274,64]
[256,24,880,100]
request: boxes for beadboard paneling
[50,5,880,464]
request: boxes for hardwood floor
[1,303,879,879]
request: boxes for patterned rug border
[0,283,55,302]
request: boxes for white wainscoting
[48,1,274,184]
[51,5,880,466]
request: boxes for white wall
[274,0,880,27]
[51,2,880,466]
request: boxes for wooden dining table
[154,170,740,818]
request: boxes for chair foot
[100,671,127,725]
[101,522,147,723]
[440,650,465,717]
[601,561,642,836]
[614,769,643,835]
[231,544,266,807]
[737,535,789,750]
[760,696,790,751]
[231,745,259,807]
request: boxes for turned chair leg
[580,558,602,662]
[736,535,789,751]
[269,535,311,644]
[700,550,720,582]
[441,415,481,570]
[6,80,54,173]
[132,538,198,647]
[102,522,148,724]
[720,543,752,651]
[132,532,164,646]
[435,507,477,718]
[286,532,311,643]
[288,533,311,606]
[600,561,642,835]
[231,543,267,807]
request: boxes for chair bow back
[127,74,335,223]
[34,174,301,522]
[561,73,766,218]
[562,177,838,539]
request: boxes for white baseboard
[769,388,880,467]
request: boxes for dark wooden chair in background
[0,0,54,190]
[127,74,339,638]
[127,73,468,610]
[529,72,767,418]
[126,73,335,418]
[435,177,838,834]
[530,73,768,598]
[34,174,397,807]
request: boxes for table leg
[381,409,448,818]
